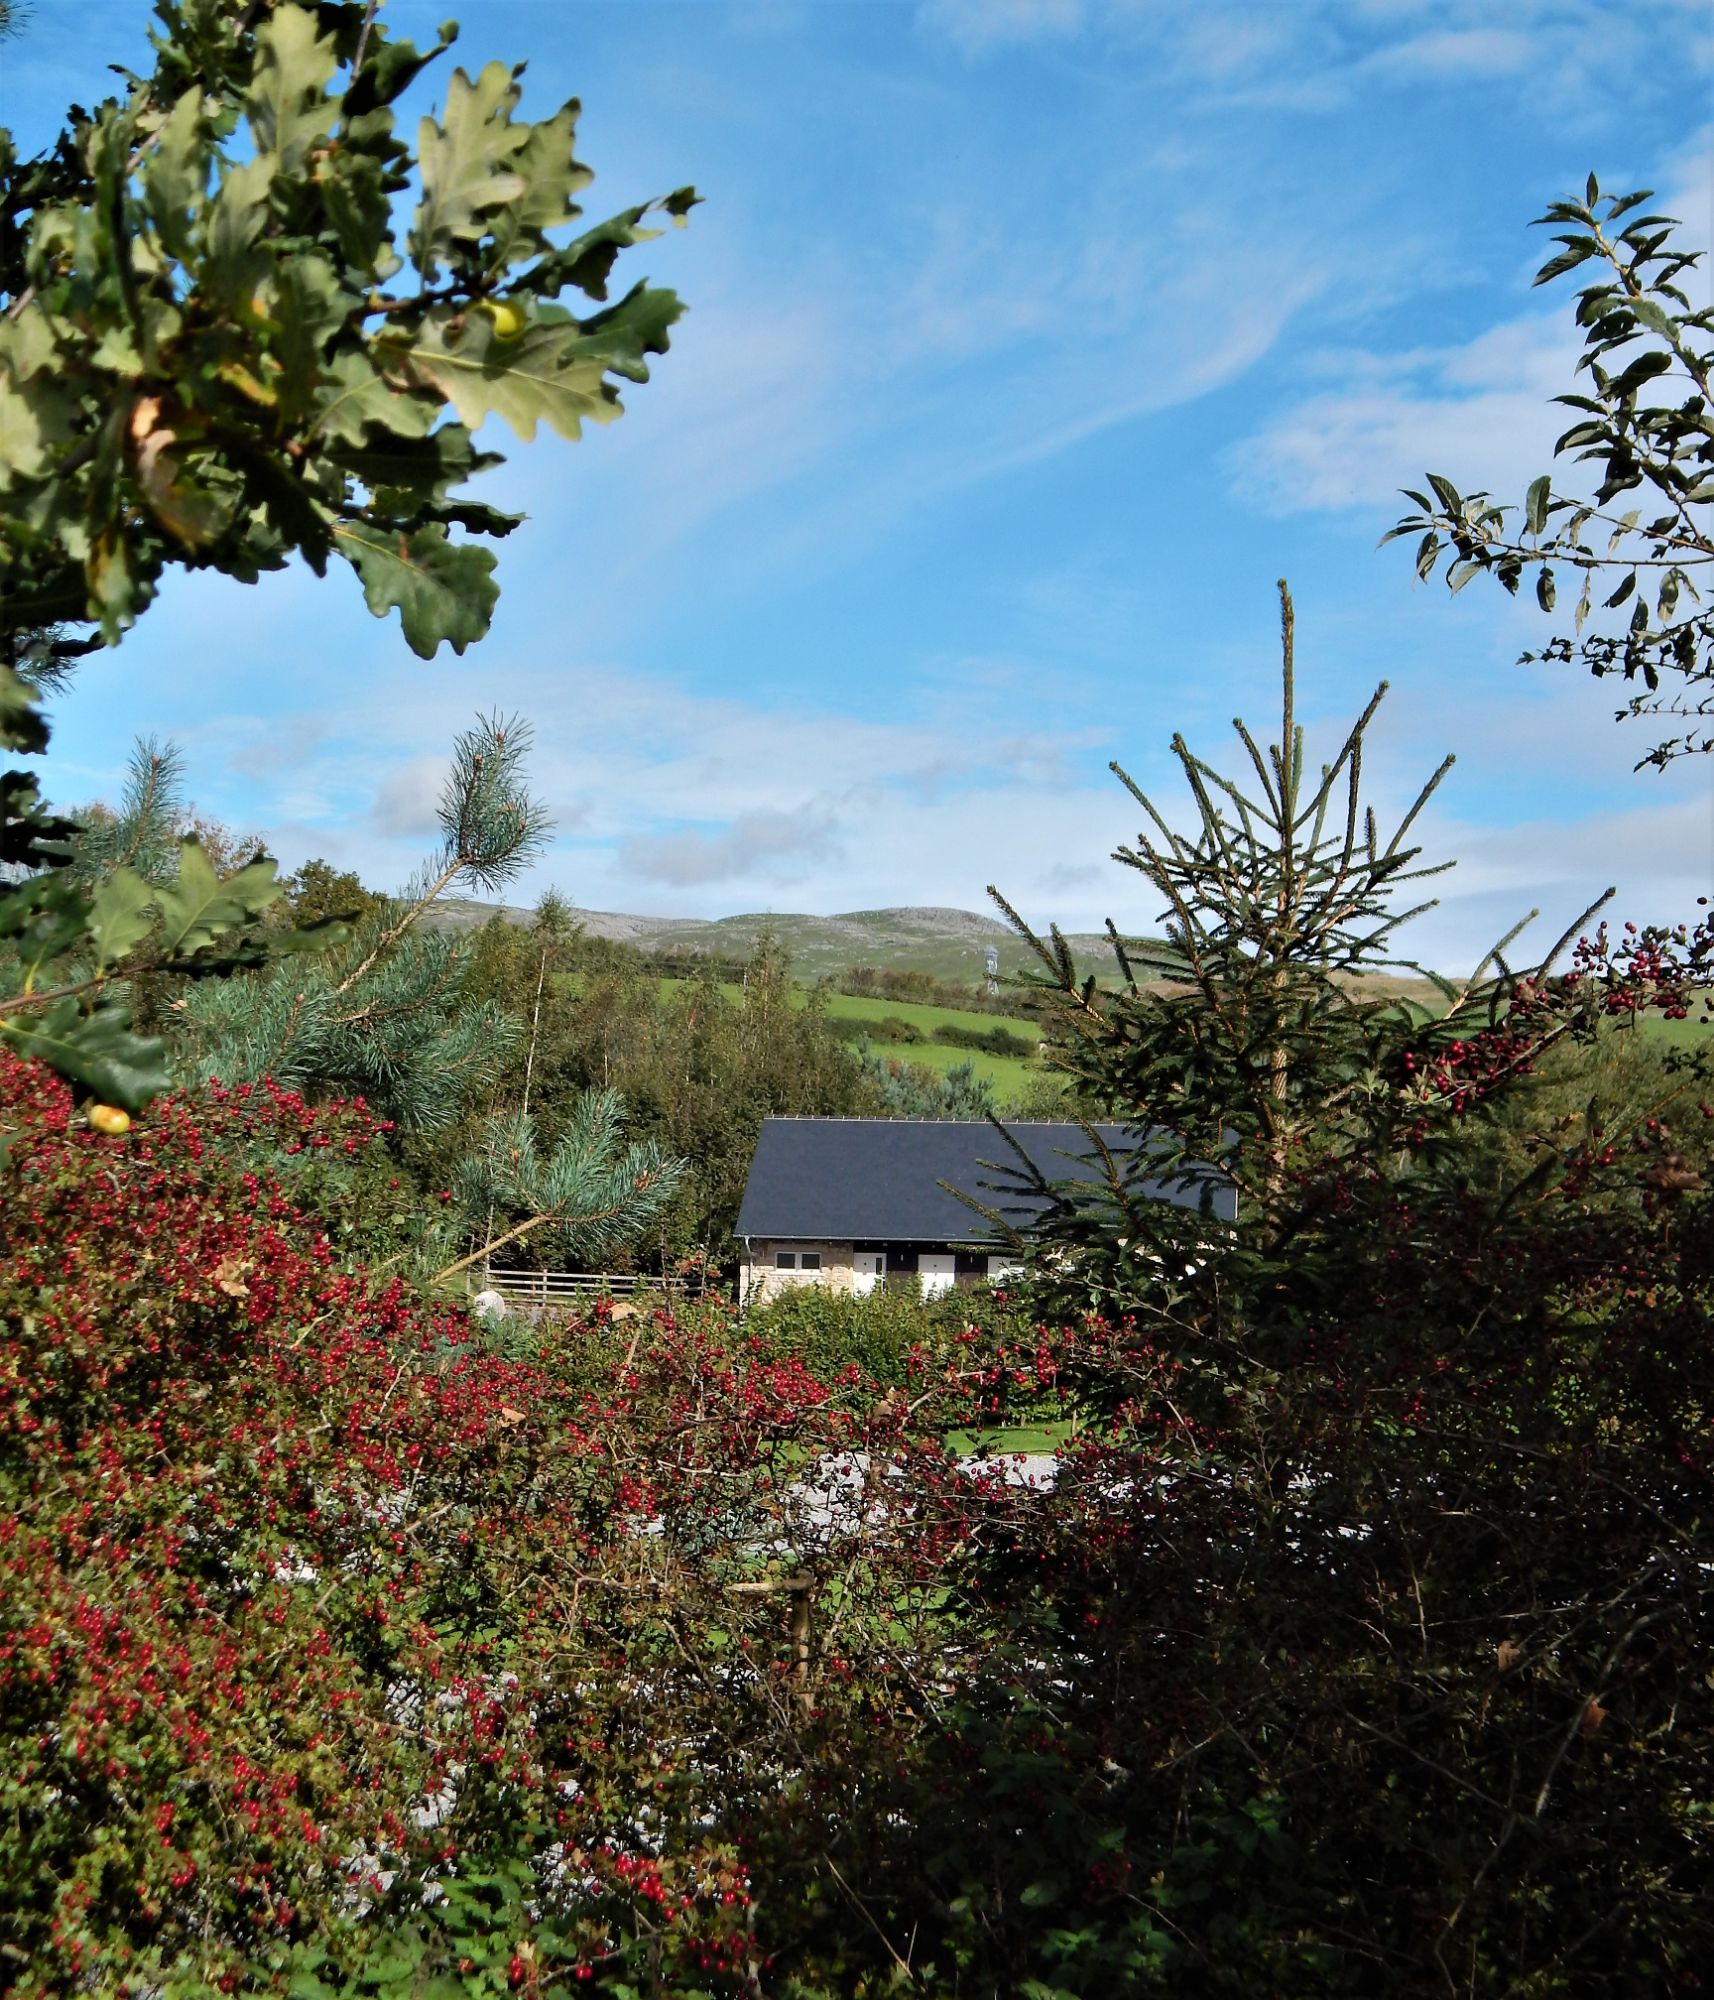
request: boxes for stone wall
[738,1240,855,1307]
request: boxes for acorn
[479,298,527,341]
[86,1104,132,1136]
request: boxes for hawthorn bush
[6,1046,1136,1997]
[0,1050,928,1994]
[5,937,1714,1998]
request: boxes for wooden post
[727,1574,814,1715]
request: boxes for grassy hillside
[644,978,1049,1101]
[432,896,1119,986]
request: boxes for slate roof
[733,1117,1235,1246]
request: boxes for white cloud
[1233,311,1579,516]
[622,806,844,886]
[1233,131,1714,523]
[1358,27,1534,82]
[917,0,1085,57]
[372,757,450,839]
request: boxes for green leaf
[152,839,284,957]
[409,61,532,276]
[1630,297,1678,342]
[326,420,495,501]
[263,253,352,420]
[1426,472,1462,516]
[1524,474,1551,536]
[309,346,442,448]
[402,285,684,442]
[334,519,499,656]
[319,147,396,281]
[0,356,78,480]
[1607,349,1673,401]
[1536,566,1556,613]
[0,667,51,757]
[87,866,158,969]
[1535,240,1597,285]
[141,87,207,263]
[0,998,171,1111]
[505,97,592,235]
[246,2,338,174]
[203,154,275,306]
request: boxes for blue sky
[3,0,1711,968]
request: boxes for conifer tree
[174,713,541,1131]
[988,581,1613,1298]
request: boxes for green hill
[429,897,1125,986]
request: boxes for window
[799,1251,822,1271]
[774,1251,796,1269]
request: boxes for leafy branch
[1387,174,1714,766]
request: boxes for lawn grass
[857,1036,1041,1099]
[947,1418,1074,1457]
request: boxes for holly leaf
[333,519,499,657]
[0,997,172,1111]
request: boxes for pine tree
[987,581,1612,1297]
[174,714,542,1132]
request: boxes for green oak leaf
[141,87,207,263]
[401,286,683,442]
[0,358,77,480]
[409,62,531,277]
[319,147,395,282]
[0,997,172,1111]
[87,866,159,970]
[0,668,52,756]
[203,154,276,307]
[152,838,284,957]
[309,346,442,448]
[246,3,337,175]
[325,421,497,502]
[262,253,352,420]
[333,518,499,657]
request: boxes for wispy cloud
[1233,312,1578,516]
[623,806,844,887]
[917,0,1085,58]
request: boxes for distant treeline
[829,964,1044,1020]
[823,1014,1040,1058]
[629,945,1048,1020]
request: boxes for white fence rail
[472,1269,645,1304]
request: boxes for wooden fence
[471,1269,646,1305]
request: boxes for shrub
[0,1054,864,1993]
[741,1280,990,1388]
[821,1012,923,1045]
[931,1020,1038,1058]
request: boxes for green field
[651,978,1049,1101]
